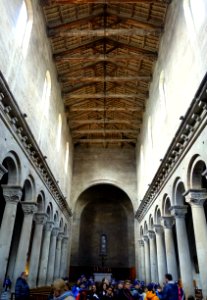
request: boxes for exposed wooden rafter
[41,0,171,5]
[40,0,170,147]
[59,75,151,83]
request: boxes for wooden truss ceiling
[40,0,170,148]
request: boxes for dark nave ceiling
[40,0,170,148]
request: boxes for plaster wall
[136,0,207,202]
[71,147,137,211]
[0,0,73,200]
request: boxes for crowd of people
[50,273,192,300]
[8,272,195,300]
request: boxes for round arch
[2,151,21,185]
[72,179,135,212]
[187,155,206,189]
[70,183,135,280]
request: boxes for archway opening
[70,184,135,281]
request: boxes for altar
[93,272,112,282]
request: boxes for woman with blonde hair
[53,278,75,300]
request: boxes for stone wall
[136,0,207,202]
[0,0,73,200]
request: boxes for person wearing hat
[145,284,159,300]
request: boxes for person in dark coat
[15,272,30,300]
[162,274,178,300]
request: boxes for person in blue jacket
[162,274,178,300]
[15,272,30,300]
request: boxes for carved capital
[21,202,37,215]
[2,185,22,204]
[58,232,64,241]
[52,227,59,237]
[45,221,54,232]
[148,230,156,240]
[143,235,149,243]
[138,239,144,247]
[62,236,69,243]
[0,164,7,180]
[170,205,188,218]
[184,189,207,206]
[153,224,164,235]
[34,213,48,225]
[161,216,175,229]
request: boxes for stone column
[13,202,37,282]
[46,227,59,285]
[143,235,150,283]
[0,164,7,180]
[161,216,178,281]
[59,237,69,278]
[38,221,54,286]
[0,185,22,284]
[148,230,158,283]
[184,189,207,299]
[28,213,48,288]
[54,232,64,279]
[138,239,145,281]
[170,206,194,296]
[154,224,167,284]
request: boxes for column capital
[138,239,144,247]
[62,236,69,244]
[184,189,207,206]
[148,230,156,240]
[45,221,54,232]
[143,235,149,243]
[2,185,22,204]
[0,164,7,180]
[161,216,175,229]
[52,227,59,237]
[170,205,188,218]
[34,213,48,225]
[21,202,38,215]
[153,224,164,235]
[58,232,64,241]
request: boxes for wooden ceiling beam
[64,97,146,107]
[59,75,151,83]
[53,38,158,61]
[73,139,137,144]
[55,53,156,63]
[107,38,158,54]
[107,11,164,29]
[53,38,102,56]
[47,11,103,34]
[41,0,171,5]
[69,119,142,124]
[63,93,147,101]
[72,129,139,134]
[62,83,96,94]
[50,28,162,38]
[68,107,143,112]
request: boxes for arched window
[38,71,51,145]
[159,70,167,121]
[15,0,33,57]
[56,114,62,152]
[183,0,205,33]
[148,116,153,149]
[64,142,70,174]
[42,71,51,118]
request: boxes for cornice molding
[0,71,72,219]
[135,72,207,222]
